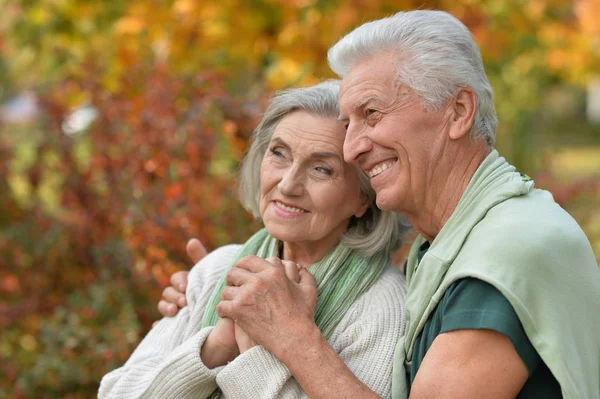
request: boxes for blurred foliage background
[0,0,598,397]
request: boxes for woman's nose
[277,167,304,196]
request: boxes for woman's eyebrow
[311,152,341,161]
[310,151,343,163]
[270,137,291,150]
[272,136,341,162]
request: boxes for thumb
[298,269,316,288]
[186,238,208,264]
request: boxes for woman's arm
[98,245,240,399]
[215,266,407,399]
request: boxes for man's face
[339,51,450,214]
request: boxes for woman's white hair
[238,80,410,257]
[327,10,498,146]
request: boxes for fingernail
[169,304,176,311]
[178,297,186,306]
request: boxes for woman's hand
[234,323,256,353]
[200,317,239,369]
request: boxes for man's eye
[366,109,377,116]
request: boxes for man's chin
[375,195,398,213]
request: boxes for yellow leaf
[114,17,146,35]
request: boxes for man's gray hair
[238,80,409,257]
[327,10,498,146]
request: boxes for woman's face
[259,111,369,251]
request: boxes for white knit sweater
[98,244,407,399]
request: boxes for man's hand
[217,255,318,361]
[233,257,302,354]
[154,238,207,326]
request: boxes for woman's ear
[354,200,370,219]
[448,87,477,140]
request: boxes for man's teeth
[275,202,305,213]
[369,162,395,178]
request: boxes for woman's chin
[264,225,297,243]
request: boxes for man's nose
[343,124,372,164]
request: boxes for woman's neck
[281,240,337,267]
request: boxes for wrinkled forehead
[271,111,347,154]
[338,53,400,115]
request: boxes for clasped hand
[157,240,318,369]
[203,256,309,368]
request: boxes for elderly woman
[98,80,409,399]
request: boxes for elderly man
[161,10,600,399]
[327,10,600,398]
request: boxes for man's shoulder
[473,187,589,251]
[449,186,597,281]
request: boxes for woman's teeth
[275,202,306,213]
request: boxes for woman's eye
[315,166,333,175]
[270,148,284,157]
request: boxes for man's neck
[411,143,491,243]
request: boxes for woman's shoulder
[201,244,242,265]
[359,265,406,315]
[370,264,407,300]
[330,264,407,348]
[342,264,407,321]
[187,244,242,286]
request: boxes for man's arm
[154,239,206,324]
[410,329,528,399]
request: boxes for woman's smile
[272,200,309,218]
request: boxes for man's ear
[448,87,477,140]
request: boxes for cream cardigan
[99,244,407,399]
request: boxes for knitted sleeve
[97,245,241,399]
[215,266,407,399]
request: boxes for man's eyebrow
[338,96,380,120]
[355,96,379,110]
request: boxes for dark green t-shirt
[408,244,562,398]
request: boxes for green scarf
[202,228,391,340]
[392,150,600,399]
